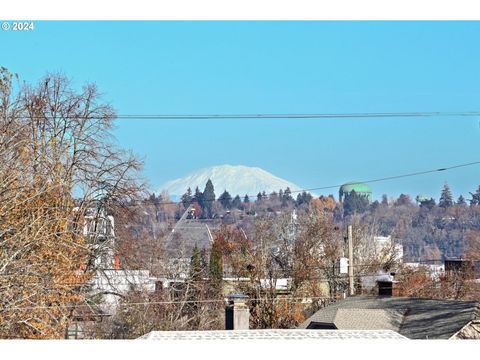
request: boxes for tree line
[338,183,480,261]
[177,180,313,219]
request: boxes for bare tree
[215,214,327,329]
[0,68,143,339]
[294,208,345,299]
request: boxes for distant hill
[158,164,305,198]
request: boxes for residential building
[299,295,480,339]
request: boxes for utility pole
[348,225,354,296]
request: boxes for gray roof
[166,220,213,256]
[138,329,407,340]
[299,296,479,339]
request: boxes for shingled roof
[299,296,479,339]
[139,329,407,340]
[165,220,213,256]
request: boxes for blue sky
[1,21,480,200]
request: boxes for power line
[12,111,480,120]
[139,159,480,205]
[0,260,475,288]
[1,261,476,310]
[0,255,475,280]
[125,161,480,204]
[3,264,478,313]
[0,295,334,312]
[298,161,480,193]
[115,111,480,119]
[8,158,477,210]
[0,262,410,279]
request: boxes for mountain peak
[159,164,303,197]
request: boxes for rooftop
[138,329,407,340]
[166,219,214,256]
[299,296,479,339]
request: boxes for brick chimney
[377,273,399,296]
[225,294,249,330]
[115,254,120,270]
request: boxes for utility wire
[6,159,480,210]
[0,262,410,279]
[122,160,480,203]
[3,257,469,278]
[114,111,480,119]
[1,261,475,310]
[11,111,480,120]
[3,265,478,313]
[0,296,346,312]
[0,261,474,287]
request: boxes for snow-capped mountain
[158,165,304,198]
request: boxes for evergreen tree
[296,191,313,206]
[218,190,232,209]
[269,191,279,204]
[457,195,467,206]
[369,200,380,212]
[281,187,293,207]
[200,248,208,276]
[148,192,162,222]
[209,241,223,282]
[193,186,204,208]
[304,191,313,204]
[419,197,436,210]
[232,195,242,209]
[203,179,215,218]
[181,187,193,208]
[343,190,369,216]
[190,244,203,281]
[257,192,263,202]
[296,193,302,204]
[381,194,389,206]
[439,183,454,208]
[186,244,204,322]
[243,194,250,203]
[469,185,480,206]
